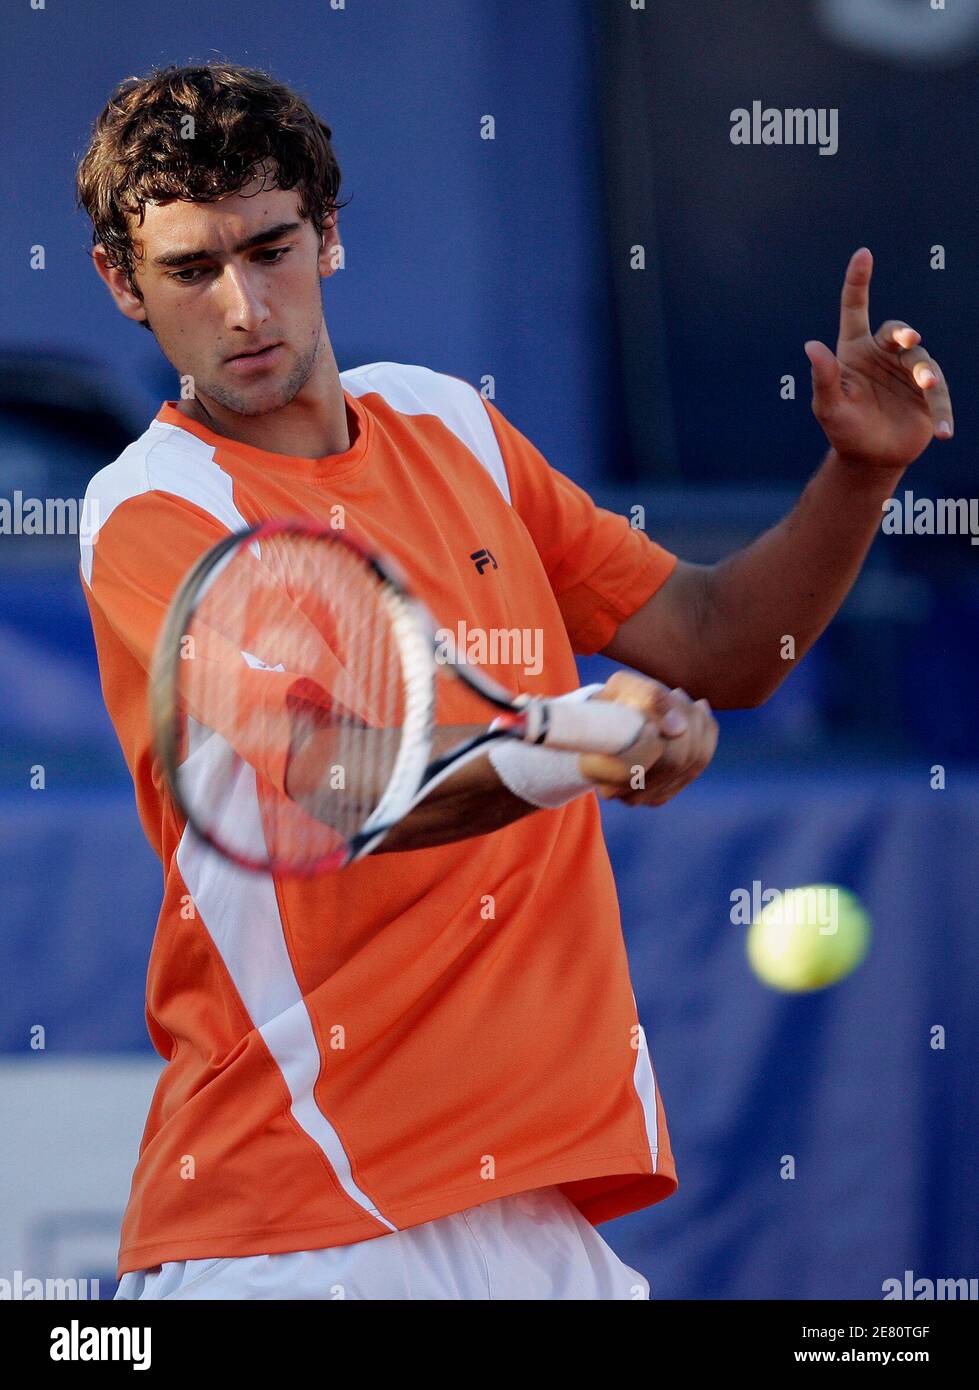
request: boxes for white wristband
[487,685,605,809]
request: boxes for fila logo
[241,649,286,672]
[470,548,498,575]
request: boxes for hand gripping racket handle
[527,697,646,756]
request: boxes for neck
[177,333,351,460]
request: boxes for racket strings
[172,530,412,873]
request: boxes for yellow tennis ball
[747,884,871,992]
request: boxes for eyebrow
[151,221,303,269]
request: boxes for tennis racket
[150,518,646,876]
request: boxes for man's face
[97,182,338,417]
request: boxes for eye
[167,247,292,284]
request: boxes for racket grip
[535,697,646,755]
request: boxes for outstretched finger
[838,247,873,345]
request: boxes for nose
[220,263,271,333]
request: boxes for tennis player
[76,64,953,1301]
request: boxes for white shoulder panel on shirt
[341,361,512,506]
[80,418,249,586]
[82,364,511,586]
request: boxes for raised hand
[804,248,954,472]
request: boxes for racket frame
[151,516,624,876]
[150,517,436,876]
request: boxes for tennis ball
[746,884,870,992]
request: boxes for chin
[208,380,293,417]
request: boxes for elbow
[700,671,784,711]
[733,684,777,710]
[689,570,786,710]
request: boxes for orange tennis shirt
[79,362,680,1276]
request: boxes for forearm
[286,720,538,852]
[374,748,534,852]
[703,448,905,706]
[286,682,712,849]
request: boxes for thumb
[804,340,843,408]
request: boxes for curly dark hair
[75,62,347,326]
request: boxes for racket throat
[489,704,548,745]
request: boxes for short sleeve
[81,489,296,798]
[82,488,232,673]
[481,398,677,654]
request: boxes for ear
[92,245,150,327]
[317,211,342,278]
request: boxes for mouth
[225,342,284,369]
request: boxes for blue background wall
[1,0,619,487]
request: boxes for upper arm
[599,558,715,695]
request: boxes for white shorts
[114,1186,649,1300]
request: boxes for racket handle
[533,697,646,755]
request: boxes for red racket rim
[150,517,430,877]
